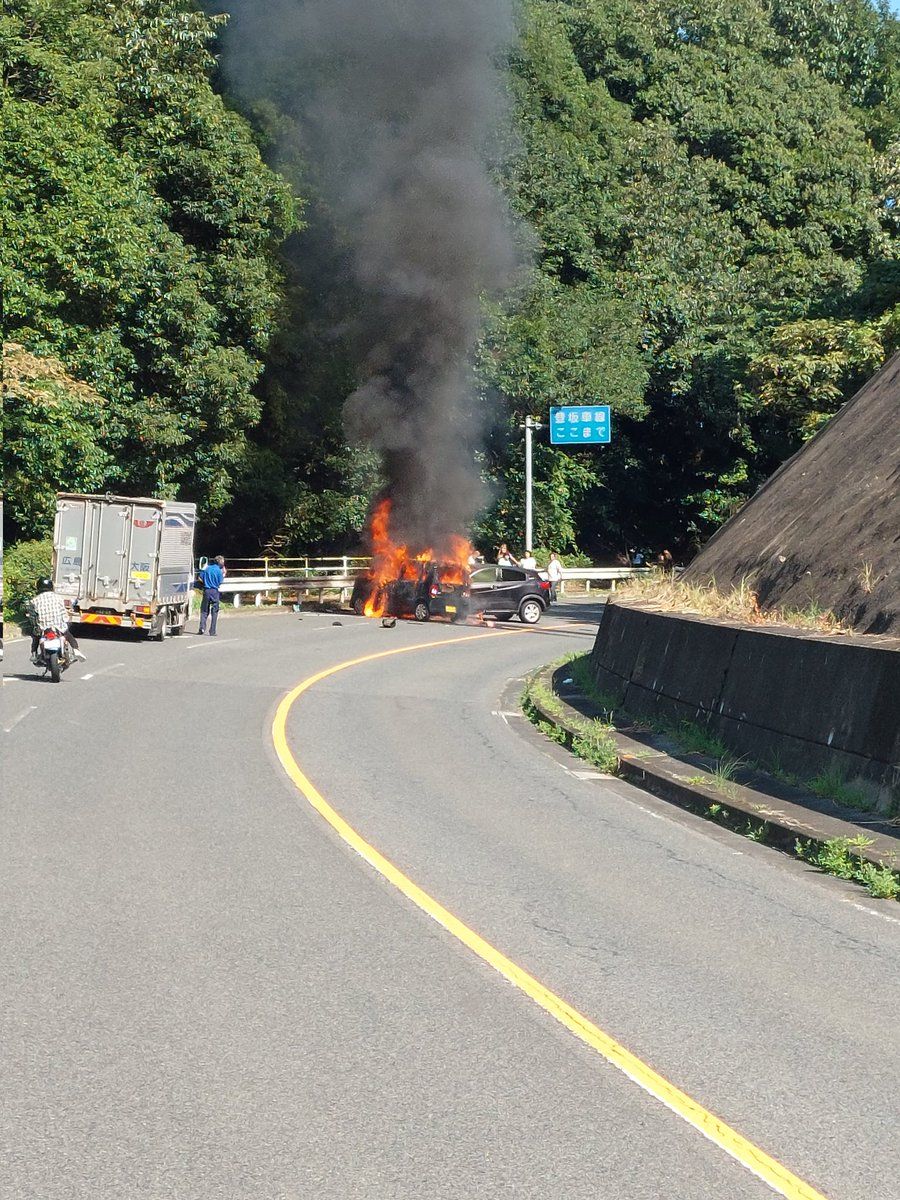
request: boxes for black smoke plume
[220,0,519,552]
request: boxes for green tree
[473,0,649,552]
[1,0,296,539]
[553,0,891,546]
[3,343,115,539]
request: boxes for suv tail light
[539,580,551,590]
[430,584,440,597]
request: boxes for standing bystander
[546,551,563,601]
[198,555,226,636]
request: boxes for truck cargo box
[53,493,197,638]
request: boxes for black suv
[466,564,552,624]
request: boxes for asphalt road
[3,605,899,1200]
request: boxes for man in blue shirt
[198,555,226,636]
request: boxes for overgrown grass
[704,802,771,842]
[526,653,899,902]
[796,836,900,900]
[563,652,897,816]
[614,569,850,635]
[808,766,876,812]
[685,754,746,799]
[571,725,619,774]
[664,720,730,759]
[522,670,619,775]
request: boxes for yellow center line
[271,633,830,1200]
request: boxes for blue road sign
[549,405,612,445]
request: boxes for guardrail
[557,567,650,594]
[219,556,370,579]
[217,574,358,606]
[205,560,651,606]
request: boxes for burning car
[351,558,553,624]
[350,496,550,624]
[352,560,468,622]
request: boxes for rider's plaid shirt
[28,591,70,631]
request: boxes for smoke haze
[221,0,519,552]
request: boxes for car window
[500,567,525,582]
[470,567,499,584]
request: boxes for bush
[3,538,53,627]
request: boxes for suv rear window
[500,567,525,582]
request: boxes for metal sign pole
[525,416,533,553]
[522,415,544,553]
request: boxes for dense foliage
[2,0,296,542]
[484,0,899,551]
[3,0,898,557]
[2,537,53,626]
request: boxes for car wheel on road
[414,601,430,622]
[353,598,366,616]
[518,599,542,625]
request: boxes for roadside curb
[528,663,899,872]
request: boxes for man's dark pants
[200,587,220,635]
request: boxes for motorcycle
[34,626,74,683]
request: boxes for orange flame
[358,498,473,618]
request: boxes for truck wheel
[48,651,61,683]
[151,611,166,641]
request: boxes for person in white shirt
[546,551,564,600]
[520,551,537,570]
[497,542,519,566]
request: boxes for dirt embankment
[685,352,900,636]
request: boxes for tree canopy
[3,0,898,557]
[2,0,296,541]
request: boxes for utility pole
[522,415,543,553]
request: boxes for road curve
[3,607,899,1199]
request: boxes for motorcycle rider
[28,578,86,664]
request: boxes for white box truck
[53,493,197,638]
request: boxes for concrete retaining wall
[590,604,900,809]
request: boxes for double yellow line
[272,634,829,1200]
